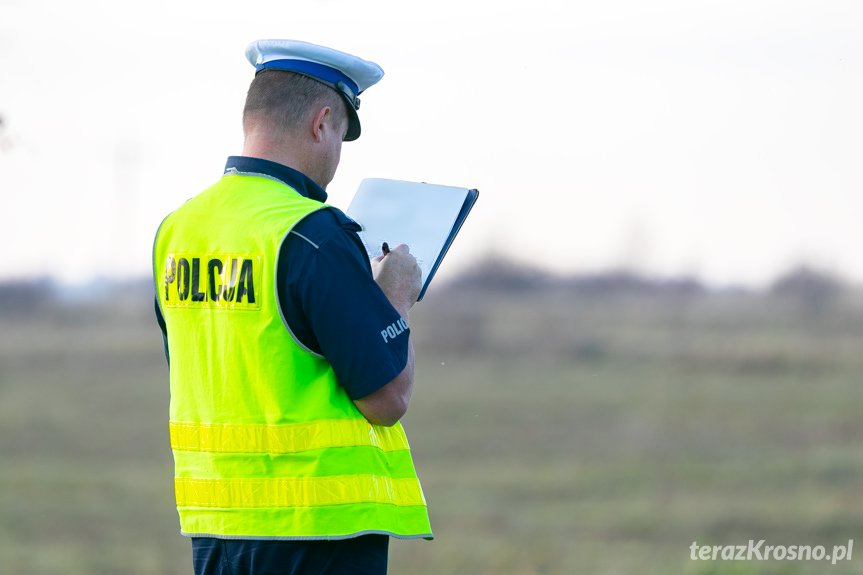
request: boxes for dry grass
[1,283,862,574]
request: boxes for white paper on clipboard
[345,178,479,300]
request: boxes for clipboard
[345,178,479,301]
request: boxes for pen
[382,242,390,255]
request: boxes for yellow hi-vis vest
[153,172,432,540]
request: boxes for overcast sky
[1,0,861,287]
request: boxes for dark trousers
[192,535,389,575]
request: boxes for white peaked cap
[245,39,385,141]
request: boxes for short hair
[242,70,347,135]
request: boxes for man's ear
[311,106,331,143]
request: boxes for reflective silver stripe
[223,168,289,188]
[289,230,319,249]
[274,207,330,358]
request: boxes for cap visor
[344,101,361,141]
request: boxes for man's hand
[370,243,421,317]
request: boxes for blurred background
[2,0,862,573]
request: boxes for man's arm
[280,210,420,426]
[353,243,421,426]
[352,339,415,427]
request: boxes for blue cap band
[256,60,359,97]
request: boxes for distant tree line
[442,256,846,305]
[0,259,850,316]
[0,277,154,317]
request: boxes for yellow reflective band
[170,419,410,454]
[175,475,426,508]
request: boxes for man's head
[240,40,384,189]
[243,70,348,137]
[242,70,349,189]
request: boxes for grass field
[1,279,862,574]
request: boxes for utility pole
[0,114,12,152]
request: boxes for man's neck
[241,134,315,183]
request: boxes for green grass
[2,287,862,574]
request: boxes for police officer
[153,39,432,575]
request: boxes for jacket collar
[224,156,328,203]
